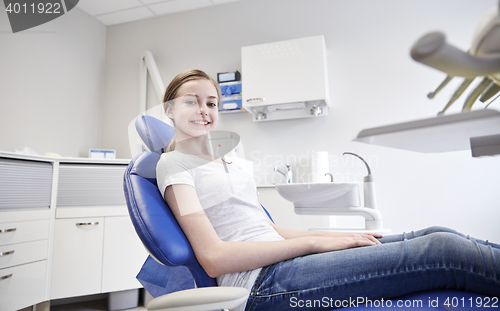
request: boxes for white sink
[275,182,390,234]
[276,182,360,209]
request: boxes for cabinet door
[0,158,52,210]
[50,218,104,299]
[0,260,47,311]
[101,216,148,293]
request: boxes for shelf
[0,151,130,164]
[354,109,500,154]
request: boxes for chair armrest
[147,286,250,311]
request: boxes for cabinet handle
[246,97,265,103]
[1,274,13,280]
[0,250,14,257]
[0,228,16,233]
[76,222,99,226]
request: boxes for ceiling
[76,0,242,26]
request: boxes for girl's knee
[425,232,467,252]
[423,226,457,235]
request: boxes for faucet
[324,173,334,182]
[274,164,293,183]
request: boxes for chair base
[146,287,249,311]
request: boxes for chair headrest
[135,115,176,154]
[131,152,160,179]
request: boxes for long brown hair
[163,69,222,152]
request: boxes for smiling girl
[156,69,500,311]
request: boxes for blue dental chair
[124,115,493,311]
[124,116,249,310]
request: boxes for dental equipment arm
[410,3,500,113]
[410,32,500,78]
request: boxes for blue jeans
[244,226,500,310]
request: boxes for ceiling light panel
[148,0,213,15]
[96,7,155,26]
[210,0,241,4]
[139,0,173,4]
[77,0,143,16]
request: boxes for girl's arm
[165,184,378,278]
[269,222,383,240]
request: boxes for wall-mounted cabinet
[242,35,330,122]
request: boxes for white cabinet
[50,217,104,299]
[50,161,147,300]
[0,211,51,311]
[0,155,53,311]
[50,215,147,300]
[0,152,146,309]
[242,35,330,122]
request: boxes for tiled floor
[50,299,146,311]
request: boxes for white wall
[0,7,106,157]
[100,0,500,241]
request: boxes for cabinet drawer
[0,260,47,311]
[0,220,50,246]
[0,209,50,223]
[0,240,48,270]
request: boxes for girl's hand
[335,232,382,244]
[328,231,382,239]
[269,220,383,243]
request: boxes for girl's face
[166,79,219,140]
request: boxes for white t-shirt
[156,150,284,310]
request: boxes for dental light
[411,1,500,114]
[354,2,500,158]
